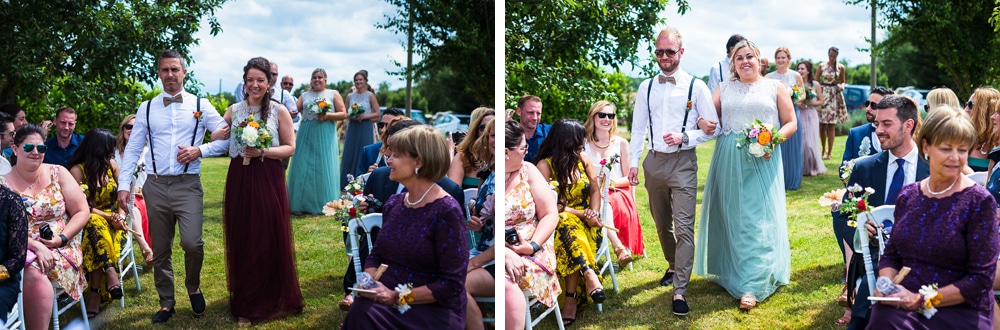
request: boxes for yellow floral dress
[79,165,125,303]
[505,164,561,307]
[546,159,603,306]
[0,166,86,300]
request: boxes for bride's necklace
[592,137,610,149]
[13,169,40,191]
[406,183,437,206]
[925,176,959,196]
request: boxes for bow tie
[658,75,676,84]
[163,94,183,106]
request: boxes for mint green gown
[694,78,791,301]
[288,89,341,214]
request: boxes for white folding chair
[593,175,621,313]
[463,188,479,249]
[967,171,988,186]
[472,296,495,326]
[854,205,895,299]
[348,213,384,283]
[524,232,564,330]
[52,282,89,330]
[4,269,24,330]
[117,183,142,307]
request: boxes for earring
[415,167,420,175]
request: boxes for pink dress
[505,164,561,307]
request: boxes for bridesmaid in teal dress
[287,68,347,214]
[694,40,797,310]
[340,70,381,189]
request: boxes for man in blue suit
[842,87,894,163]
[838,95,927,329]
[355,108,407,176]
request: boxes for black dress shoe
[660,270,675,286]
[151,308,175,323]
[190,292,206,316]
[672,299,689,316]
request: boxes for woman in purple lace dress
[344,125,469,329]
[870,106,999,329]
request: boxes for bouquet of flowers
[343,174,365,197]
[734,119,784,159]
[790,85,804,103]
[839,183,875,228]
[323,199,356,234]
[307,98,332,115]
[805,85,818,101]
[598,154,620,191]
[348,103,365,119]
[234,114,273,165]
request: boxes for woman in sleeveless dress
[220,57,302,326]
[287,68,347,215]
[695,40,795,310]
[2,124,88,329]
[817,47,848,160]
[765,47,804,190]
[503,120,560,329]
[68,128,128,316]
[341,70,381,189]
[582,100,643,262]
[535,119,606,326]
[448,107,495,189]
[796,61,827,176]
[966,87,1000,172]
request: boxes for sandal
[836,285,849,307]
[739,292,757,311]
[338,294,354,311]
[561,292,578,326]
[589,287,606,304]
[835,315,851,326]
[615,246,633,268]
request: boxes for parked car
[899,88,930,111]
[431,112,461,134]
[843,84,870,111]
[454,114,471,132]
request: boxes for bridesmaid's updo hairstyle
[354,70,373,93]
[728,40,761,81]
[388,125,450,181]
[533,118,586,202]
[774,47,791,60]
[243,57,275,124]
[10,124,44,166]
[916,105,977,162]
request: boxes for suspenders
[145,95,201,176]
[645,75,696,151]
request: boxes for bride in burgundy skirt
[219,57,302,327]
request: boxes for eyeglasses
[271,72,278,76]
[596,112,616,119]
[22,143,47,153]
[281,82,293,86]
[377,122,388,130]
[508,145,529,153]
[478,123,487,132]
[654,48,679,57]
[967,100,974,109]
[123,124,134,130]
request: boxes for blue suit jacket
[355,142,384,177]
[840,150,928,324]
[842,124,879,164]
[361,166,467,218]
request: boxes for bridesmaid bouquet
[307,98,332,115]
[805,86,818,101]
[348,103,365,119]
[234,114,273,165]
[734,119,784,159]
[790,85,804,103]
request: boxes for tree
[379,0,494,108]
[849,0,1000,97]
[506,0,690,123]
[0,0,226,133]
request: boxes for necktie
[163,94,183,106]
[658,75,676,84]
[885,158,905,204]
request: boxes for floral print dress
[78,165,125,303]
[505,164,561,307]
[546,159,603,306]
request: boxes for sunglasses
[654,48,679,57]
[123,124,134,130]
[967,100,974,109]
[596,112,616,119]
[864,100,876,109]
[281,82,293,86]
[22,143,47,153]
[478,123,487,132]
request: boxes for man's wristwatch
[681,132,689,145]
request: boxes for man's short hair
[657,27,683,48]
[875,95,919,132]
[383,108,405,117]
[517,95,541,109]
[726,34,745,54]
[55,106,76,119]
[0,112,12,126]
[871,86,893,97]
[158,49,186,69]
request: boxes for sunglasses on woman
[123,124,134,130]
[595,112,616,119]
[22,143,47,153]
[477,123,487,133]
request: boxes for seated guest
[344,125,469,329]
[447,107,495,189]
[43,106,85,167]
[966,88,1000,172]
[67,128,127,317]
[465,118,495,329]
[0,112,14,161]
[356,109,407,176]
[869,105,1000,328]
[534,119,605,326]
[1,124,88,329]
[516,95,550,162]
[1,104,51,160]
[0,157,27,323]
[504,120,560,328]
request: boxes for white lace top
[719,79,781,135]
[764,71,800,94]
[229,101,281,158]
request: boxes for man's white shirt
[628,69,719,166]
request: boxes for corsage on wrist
[0,265,8,281]
[394,283,415,314]
[917,283,942,319]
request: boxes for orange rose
[193,111,201,118]
[318,101,328,108]
[248,121,260,129]
[757,130,772,145]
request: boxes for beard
[658,59,679,73]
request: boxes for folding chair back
[348,213,383,281]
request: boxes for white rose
[241,127,259,145]
[748,143,765,157]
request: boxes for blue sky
[185,0,417,95]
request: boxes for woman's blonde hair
[115,114,136,153]
[388,125,451,181]
[456,107,495,173]
[472,117,495,166]
[969,87,1000,150]
[925,87,960,112]
[583,100,618,143]
[729,40,761,81]
[916,105,977,161]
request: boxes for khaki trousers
[642,149,697,295]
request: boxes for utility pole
[870,0,877,88]
[405,2,414,117]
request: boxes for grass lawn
[71,135,853,329]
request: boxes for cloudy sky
[628,0,886,79]
[186,0,415,95]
